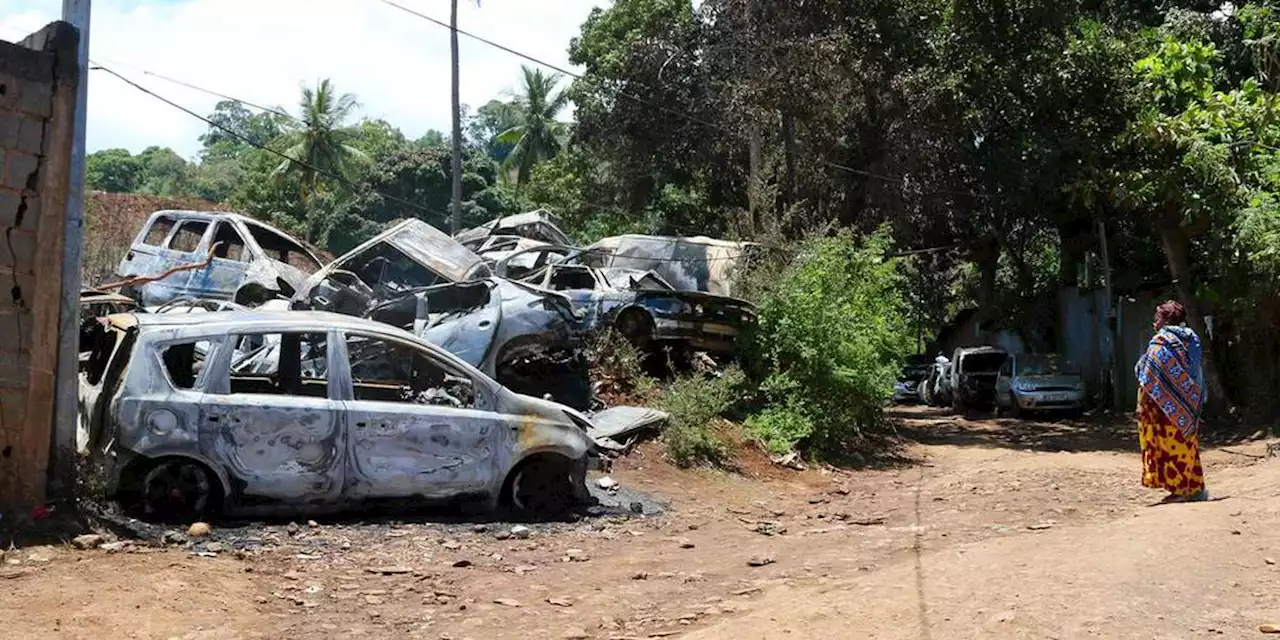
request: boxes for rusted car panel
[522,263,756,355]
[79,289,139,361]
[78,311,599,518]
[455,210,573,247]
[295,220,492,313]
[117,210,323,307]
[578,235,761,297]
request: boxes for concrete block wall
[0,22,79,509]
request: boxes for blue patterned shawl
[1134,325,1205,435]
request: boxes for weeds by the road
[658,366,746,467]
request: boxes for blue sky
[0,0,604,157]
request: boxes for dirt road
[3,407,1279,639]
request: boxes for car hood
[1015,375,1082,389]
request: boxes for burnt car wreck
[116,210,324,308]
[78,311,602,519]
[294,219,590,408]
[519,260,757,358]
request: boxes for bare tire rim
[142,460,212,519]
[511,461,570,515]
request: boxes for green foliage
[588,329,656,401]
[741,229,913,456]
[86,148,143,193]
[657,366,746,468]
[495,66,572,185]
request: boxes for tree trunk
[782,110,797,209]
[1157,221,1228,410]
[449,0,464,235]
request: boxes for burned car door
[541,265,606,327]
[122,215,211,306]
[186,220,253,301]
[336,332,500,500]
[201,331,345,505]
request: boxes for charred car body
[577,234,761,298]
[77,311,600,519]
[117,210,323,307]
[520,262,756,357]
[294,219,589,409]
[949,346,1009,411]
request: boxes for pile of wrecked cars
[77,209,757,520]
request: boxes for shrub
[741,228,913,457]
[657,366,746,467]
[588,329,656,402]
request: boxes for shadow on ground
[892,405,1274,454]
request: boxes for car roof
[115,310,427,341]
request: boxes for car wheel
[136,457,221,521]
[506,454,574,519]
[615,309,653,350]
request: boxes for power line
[373,0,1001,201]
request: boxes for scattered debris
[747,556,776,567]
[548,597,574,607]
[1027,523,1055,531]
[1262,623,1280,634]
[494,598,522,607]
[732,586,763,596]
[365,566,413,575]
[510,525,533,540]
[773,452,808,471]
[71,534,104,550]
[452,559,473,568]
[99,541,131,553]
[565,549,590,562]
[188,522,212,538]
[1267,558,1276,566]
[562,628,590,640]
[597,476,620,491]
[677,538,696,549]
[632,571,649,580]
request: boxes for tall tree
[496,66,572,184]
[273,79,369,243]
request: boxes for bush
[588,329,656,402]
[741,229,913,457]
[657,366,746,467]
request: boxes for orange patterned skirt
[1137,390,1205,496]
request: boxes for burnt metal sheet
[384,219,491,283]
[586,406,669,441]
[456,210,573,247]
[579,235,760,297]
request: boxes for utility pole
[744,0,762,234]
[449,0,463,235]
[52,0,89,496]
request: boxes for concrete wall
[0,22,79,509]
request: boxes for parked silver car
[994,353,1086,417]
[117,210,323,307]
[77,310,600,519]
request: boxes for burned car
[79,289,140,361]
[577,234,762,298]
[77,310,600,519]
[294,218,492,315]
[362,278,591,410]
[893,356,933,404]
[949,346,1009,411]
[521,262,756,356]
[294,221,589,407]
[455,209,574,247]
[117,210,323,307]
[994,353,1086,418]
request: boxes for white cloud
[0,0,604,158]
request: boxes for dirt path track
[3,407,1278,639]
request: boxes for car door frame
[330,329,514,501]
[199,328,347,507]
[188,218,253,301]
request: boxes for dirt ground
[4,406,1280,640]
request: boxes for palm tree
[273,78,369,242]
[496,65,572,185]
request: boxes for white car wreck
[77,310,601,519]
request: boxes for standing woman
[1134,300,1208,503]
